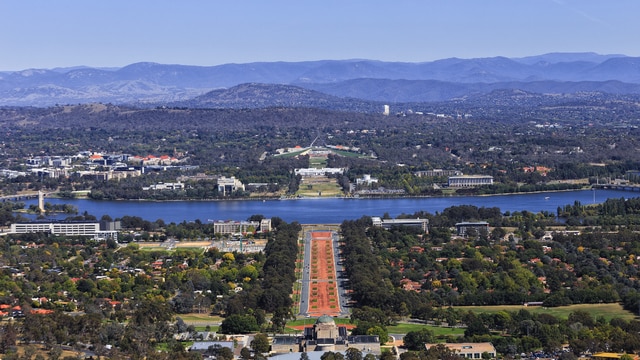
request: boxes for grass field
[138,246,166,251]
[387,323,465,336]
[455,303,636,321]
[309,156,328,168]
[296,177,343,197]
[275,149,308,158]
[330,149,370,158]
[177,313,223,325]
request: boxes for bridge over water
[592,184,640,192]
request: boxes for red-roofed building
[30,309,54,315]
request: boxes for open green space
[295,180,343,197]
[176,313,223,324]
[387,323,465,336]
[455,303,636,321]
[329,149,370,158]
[309,157,328,168]
[274,149,308,158]
[138,246,167,252]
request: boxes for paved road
[299,230,312,316]
[332,230,349,316]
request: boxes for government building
[448,175,494,187]
[271,316,380,355]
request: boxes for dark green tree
[251,333,270,353]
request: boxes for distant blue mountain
[511,52,626,65]
[0,53,639,107]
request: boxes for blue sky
[1,0,638,70]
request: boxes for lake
[23,189,636,224]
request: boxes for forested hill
[178,83,382,112]
[0,104,387,132]
[3,90,640,133]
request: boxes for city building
[211,219,271,235]
[415,169,462,177]
[371,217,429,233]
[9,221,121,240]
[217,176,245,195]
[10,222,100,236]
[294,168,345,177]
[455,222,490,236]
[448,175,494,187]
[355,174,378,186]
[143,182,184,191]
[260,218,272,232]
[425,342,496,359]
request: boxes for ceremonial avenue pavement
[298,225,349,318]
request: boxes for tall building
[383,104,390,116]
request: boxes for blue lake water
[22,189,636,224]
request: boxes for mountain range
[1,52,640,108]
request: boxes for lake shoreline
[90,186,595,203]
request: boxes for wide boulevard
[298,224,349,318]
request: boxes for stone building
[271,316,380,355]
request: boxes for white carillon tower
[38,190,45,213]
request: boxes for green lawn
[387,323,465,336]
[296,181,343,197]
[194,325,219,332]
[274,149,309,158]
[288,317,352,327]
[330,149,371,159]
[138,246,166,251]
[309,157,328,168]
[177,313,223,324]
[455,303,636,321]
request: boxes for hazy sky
[1,0,638,70]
